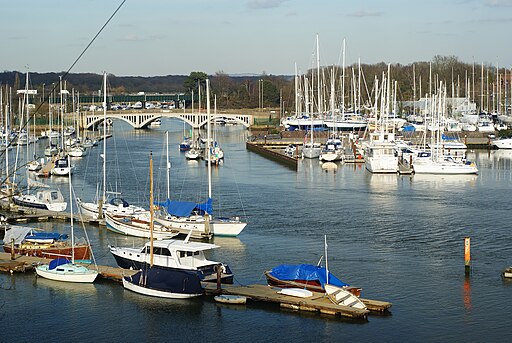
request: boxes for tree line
[1,56,507,114]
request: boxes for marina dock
[0,252,391,320]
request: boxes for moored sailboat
[35,156,98,283]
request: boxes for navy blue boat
[123,265,204,298]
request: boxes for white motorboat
[364,132,398,173]
[51,156,73,176]
[109,235,233,284]
[492,137,512,149]
[13,188,67,212]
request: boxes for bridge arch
[84,110,252,130]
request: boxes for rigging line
[0,0,127,161]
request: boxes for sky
[3,0,512,77]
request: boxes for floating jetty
[0,252,391,320]
[246,141,299,170]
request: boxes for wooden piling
[464,237,471,275]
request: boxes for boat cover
[269,264,349,288]
[3,226,34,245]
[48,258,71,270]
[441,134,458,140]
[25,232,68,241]
[156,198,213,217]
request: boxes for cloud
[247,0,288,9]
[348,10,382,17]
[120,34,143,42]
[486,0,512,6]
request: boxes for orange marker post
[464,237,471,275]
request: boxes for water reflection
[412,174,478,189]
[463,276,472,311]
[35,276,98,295]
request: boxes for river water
[2,120,512,342]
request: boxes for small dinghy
[278,288,313,298]
[324,284,366,310]
[503,267,512,278]
[214,295,247,304]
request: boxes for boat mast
[206,79,212,199]
[149,151,154,267]
[294,63,298,116]
[166,130,170,199]
[68,154,75,264]
[99,72,107,218]
[324,235,329,285]
[341,38,345,117]
[316,33,321,117]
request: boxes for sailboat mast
[324,235,329,285]
[68,154,75,264]
[206,79,212,199]
[341,38,345,117]
[102,72,107,203]
[316,33,321,115]
[294,63,298,116]
[149,151,154,267]
[60,76,64,153]
[166,130,170,199]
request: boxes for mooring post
[10,238,15,260]
[216,265,222,291]
[464,237,471,275]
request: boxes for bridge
[83,110,253,130]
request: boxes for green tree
[183,71,208,94]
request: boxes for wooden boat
[3,225,91,260]
[264,264,361,297]
[324,284,367,310]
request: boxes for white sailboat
[302,35,322,159]
[156,79,246,237]
[50,77,73,176]
[78,72,144,219]
[35,156,98,283]
[411,83,478,175]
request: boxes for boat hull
[3,244,91,260]
[155,216,246,237]
[105,213,178,239]
[325,284,367,310]
[123,266,203,299]
[35,264,98,283]
[264,270,361,297]
[110,249,233,284]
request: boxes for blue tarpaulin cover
[25,232,68,241]
[156,198,213,217]
[48,258,71,270]
[441,134,457,140]
[269,264,349,288]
